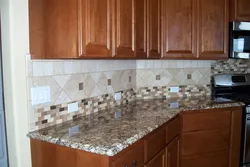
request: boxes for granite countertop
[27,96,244,156]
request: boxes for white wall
[0,0,31,166]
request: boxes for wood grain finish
[182,109,231,132]
[145,149,165,167]
[166,116,181,143]
[164,0,197,59]
[29,0,79,59]
[81,0,112,58]
[166,137,180,167]
[230,0,250,21]
[229,108,242,167]
[181,129,230,156]
[147,0,163,58]
[113,0,135,58]
[197,0,229,59]
[112,141,144,167]
[45,0,79,58]
[181,151,229,167]
[135,0,147,58]
[144,125,166,162]
[30,139,110,167]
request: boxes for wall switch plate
[115,92,122,100]
[169,86,179,93]
[68,102,78,113]
[31,86,51,105]
[68,125,79,136]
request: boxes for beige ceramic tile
[63,78,79,100]
[33,61,43,77]
[111,71,125,92]
[43,61,54,76]
[74,90,87,101]
[192,70,203,84]
[53,75,71,88]
[54,61,65,75]
[55,90,71,105]
[83,74,96,97]
[47,77,62,104]
[176,70,186,84]
[73,73,86,83]
[33,76,51,87]
[96,73,108,94]
[161,69,173,85]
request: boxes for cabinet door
[113,0,135,58]
[147,0,163,58]
[197,0,229,59]
[164,0,197,59]
[81,0,112,58]
[135,0,147,58]
[145,149,165,167]
[29,0,79,59]
[166,137,179,167]
[230,0,250,21]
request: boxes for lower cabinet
[145,149,166,167]
[166,137,179,167]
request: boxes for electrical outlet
[68,125,79,136]
[169,102,179,109]
[31,86,51,105]
[115,111,121,119]
[169,86,179,93]
[115,92,122,100]
[68,102,78,113]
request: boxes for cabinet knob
[132,160,137,167]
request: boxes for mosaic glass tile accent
[136,85,211,99]
[34,89,136,130]
[211,59,250,75]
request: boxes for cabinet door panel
[113,0,135,58]
[81,0,111,58]
[30,0,79,59]
[197,0,228,59]
[135,0,147,58]
[164,0,196,59]
[231,0,250,21]
[147,0,163,58]
[145,149,165,167]
[166,137,179,167]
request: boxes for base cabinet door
[166,137,179,167]
[145,149,165,167]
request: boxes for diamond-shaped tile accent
[63,78,79,100]
[161,69,173,85]
[83,74,96,97]
[111,71,125,92]
[55,90,71,105]
[176,70,185,84]
[97,73,108,94]
[192,70,203,84]
[46,77,62,104]
[53,75,71,88]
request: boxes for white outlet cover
[68,125,80,136]
[68,102,78,113]
[31,86,51,105]
[169,87,179,93]
[115,92,122,100]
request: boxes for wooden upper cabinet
[81,0,112,58]
[197,0,229,59]
[29,0,79,59]
[147,0,163,58]
[112,0,135,58]
[135,0,147,58]
[230,0,250,21]
[163,0,197,59]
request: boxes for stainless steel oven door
[244,114,250,164]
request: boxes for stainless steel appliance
[212,74,250,167]
[229,21,250,59]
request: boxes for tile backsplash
[26,57,250,131]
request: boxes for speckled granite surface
[27,96,244,156]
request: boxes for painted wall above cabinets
[29,0,250,60]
